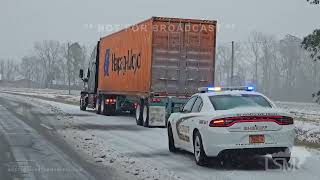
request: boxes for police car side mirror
[180,107,189,113]
[179,107,184,113]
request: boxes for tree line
[0,40,92,89]
[215,32,320,102]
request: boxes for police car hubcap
[195,137,201,161]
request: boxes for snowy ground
[275,102,320,145]
[1,92,320,180]
[1,87,320,146]
[0,87,80,104]
[275,101,320,122]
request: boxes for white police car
[167,86,294,166]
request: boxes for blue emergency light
[246,86,255,91]
[199,86,256,93]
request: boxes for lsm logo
[104,49,142,76]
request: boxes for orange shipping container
[98,17,217,96]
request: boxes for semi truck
[79,17,217,127]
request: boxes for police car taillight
[209,119,234,127]
[210,116,294,127]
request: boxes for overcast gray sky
[0,0,319,60]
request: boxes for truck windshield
[209,94,272,110]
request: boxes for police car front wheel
[168,125,177,152]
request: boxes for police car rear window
[209,94,272,110]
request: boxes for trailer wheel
[96,96,101,114]
[143,103,149,127]
[135,100,143,126]
[80,96,87,111]
[101,96,106,115]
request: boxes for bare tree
[279,35,302,90]
[232,42,250,86]
[248,32,263,85]
[20,56,34,80]
[216,32,318,102]
[215,45,231,86]
[59,42,88,93]
[34,40,62,88]
[0,60,4,80]
[5,60,16,81]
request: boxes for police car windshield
[209,94,272,110]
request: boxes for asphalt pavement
[0,94,130,180]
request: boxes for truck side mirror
[87,69,90,78]
[79,69,84,79]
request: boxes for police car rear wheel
[194,131,208,166]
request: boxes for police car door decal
[176,116,197,142]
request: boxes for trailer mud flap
[148,106,166,126]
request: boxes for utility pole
[230,41,234,86]
[67,42,71,95]
[255,55,258,86]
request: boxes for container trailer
[79,17,217,127]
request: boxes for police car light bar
[198,86,255,93]
[208,87,222,91]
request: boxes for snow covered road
[1,92,320,180]
[0,93,132,180]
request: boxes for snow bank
[0,87,80,104]
[275,101,320,145]
[275,101,320,122]
[295,121,320,144]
